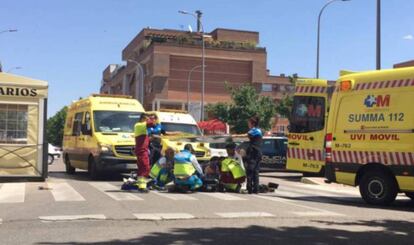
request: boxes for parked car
[237,136,288,169]
[204,135,247,158]
[48,144,62,165]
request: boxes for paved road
[0,158,413,244]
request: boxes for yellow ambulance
[325,67,414,205]
[147,110,211,163]
[62,94,144,179]
[286,78,331,175]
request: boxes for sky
[1,0,413,117]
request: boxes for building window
[0,104,28,144]
[262,84,272,92]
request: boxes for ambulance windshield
[93,111,142,133]
[162,122,202,136]
[289,96,325,133]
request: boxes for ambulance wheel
[359,171,398,206]
[88,156,100,180]
[405,192,414,201]
[65,155,76,174]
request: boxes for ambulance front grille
[195,151,205,157]
[115,145,135,156]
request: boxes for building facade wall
[101,28,294,128]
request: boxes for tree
[275,75,297,118]
[207,83,276,133]
[47,106,67,146]
[276,95,293,118]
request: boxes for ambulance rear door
[287,79,329,174]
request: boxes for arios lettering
[0,87,38,97]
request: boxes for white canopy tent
[0,72,48,180]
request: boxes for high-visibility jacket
[221,158,246,179]
[150,163,162,179]
[134,122,148,137]
[174,151,196,179]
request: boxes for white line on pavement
[134,213,195,221]
[292,211,344,217]
[270,189,304,198]
[153,191,198,200]
[255,195,344,216]
[47,182,85,202]
[39,214,106,222]
[89,182,143,201]
[200,192,247,201]
[0,218,2,224]
[0,183,25,203]
[215,212,274,218]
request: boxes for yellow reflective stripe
[221,159,232,172]
[229,164,246,179]
[134,122,147,137]
[150,164,162,179]
[221,158,245,178]
[224,183,239,191]
[174,163,196,177]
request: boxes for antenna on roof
[188,25,193,33]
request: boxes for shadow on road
[35,219,414,245]
[266,193,414,211]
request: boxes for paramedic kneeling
[149,147,175,189]
[173,144,204,191]
[220,142,246,192]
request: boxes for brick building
[100,27,294,127]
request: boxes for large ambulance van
[62,94,145,179]
[148,110,211,163]
[325,67,414,205]
[286,79,331,174]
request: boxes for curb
[301,177,324,185]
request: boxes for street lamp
[376,0,381,70]
[127,59,145,104]
[0,29,17,34]
[7,66,22,73]
[316,0,350,78]
[187,65,206,113]
[179,10,206,121]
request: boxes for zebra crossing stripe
[134,213,195,221]
[39,214,106,222]
[292,211,343,217]
[200,192,247,201]
[0,183,25,203]
[256,195,344,216]
[215,212,274,218]
[47,182,85,202]
[89,182,143,201]
[153,191,198,200]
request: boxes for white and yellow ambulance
[325,67,414,205]
[62,94,144,179]
[147,110,211,163]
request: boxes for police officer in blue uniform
[245,116,263,194]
